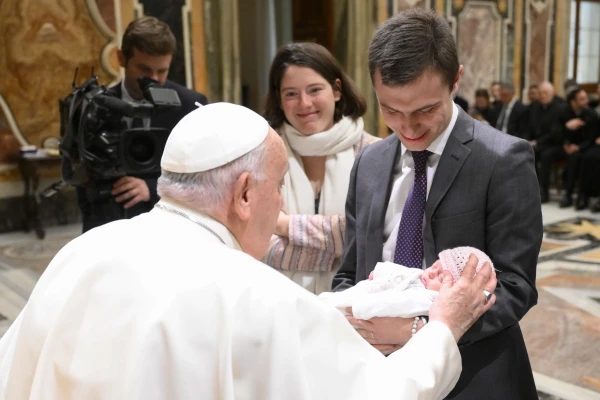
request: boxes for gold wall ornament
[498,0,507,14]
[0,0,114,149]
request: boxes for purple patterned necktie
[393,150,431,268]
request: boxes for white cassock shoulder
[0,212,462,400]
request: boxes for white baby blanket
[319,262,439,320]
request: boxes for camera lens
[128,134,155,164]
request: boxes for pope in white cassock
[0,103,496,399]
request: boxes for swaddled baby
[319,246,493,320]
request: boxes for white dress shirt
[382,103,459,266]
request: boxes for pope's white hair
[157,140,269,214]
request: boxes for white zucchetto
[161,102,269,173]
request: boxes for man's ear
[117,49,126,69]
[232,172,252,221]
[451,65,464,95]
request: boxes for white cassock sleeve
[222,282,461,400]
[0,253,460,400]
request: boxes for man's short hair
[500,81,515,93]
[529,84,538,90]
[475,89,490,100]
[121,16,176,62]
[566,86,585,104]
[368,8,458,91]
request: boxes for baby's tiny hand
[369,271,374,280]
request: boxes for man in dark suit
[77,16,207,232]
[527,81,565,203]
[495,81,528,138]
[333,9,542,399]
[490,81,503,115]
[550,87,598,208]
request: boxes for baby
[319,246,493,320]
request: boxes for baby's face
[421,261,445,291]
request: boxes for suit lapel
[423,109,474,265]
[367,135,400,269]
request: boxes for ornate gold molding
[514,0,523,98]
[436,0,445,14]
[553,0,564,94]
[191,0,208,95]
[85,0,120,85]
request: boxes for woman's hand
[275,211,290,237]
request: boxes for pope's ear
[232,172,252,221]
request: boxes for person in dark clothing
[527,81,565,202]
[495,82,528,138]
[75,16,208,233]
[579,103,600,211]
[545,88,598,208]
[454,94,469,112]
[470,89,498,126]
[527,84,540,105]
[490,81,503,116]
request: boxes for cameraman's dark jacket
[77,79,208,232]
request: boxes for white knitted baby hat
[438,247,493,283]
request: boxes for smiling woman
[261,42,380,294]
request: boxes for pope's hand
[112,176,150,209]
[429,255,497,342]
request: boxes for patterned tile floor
[0,204,599,399]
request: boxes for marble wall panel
[393,0,429,12]
[457,2,502,105]
[96,0,118,32]
[0,0,117,186]
[526,0,553,86]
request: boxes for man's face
[118,48,172,100]
[500,88,514,105]
[374,68,460,152]
[573,90,589,111]
[243,129,288,259]
[475,96,489,110]
[538,84,553,105]
[528,87,540,103]
[491,84,501,100]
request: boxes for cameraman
[77,16,208,232]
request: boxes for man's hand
[566,118,585,131]
[596,136,600,145]
[429,255,497,342]
[275,211,290,237]
[112,176,150,209]
[563,144,580,155]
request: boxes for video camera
[57,70,181,199]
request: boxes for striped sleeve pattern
[262,131,381,272]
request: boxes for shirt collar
[401,102,458,158]
[156,198,244,252]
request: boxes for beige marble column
[525,0,554,87]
